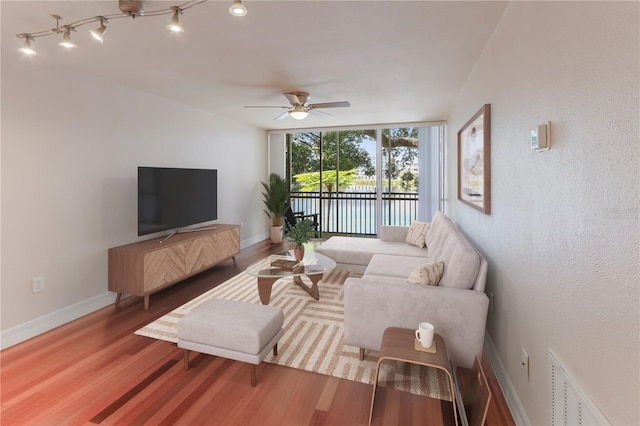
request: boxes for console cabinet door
[217,227,240,261]
[184,235,218,275]
[143,244,186,292]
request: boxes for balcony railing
[290,191,419,237]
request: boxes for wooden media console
[108,224,240,309]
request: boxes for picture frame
[458,104,491,214]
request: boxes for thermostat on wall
[531,122,551,151]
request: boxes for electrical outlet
[521,347,530,381]
[489,292,495,313]
[32,276,45,293]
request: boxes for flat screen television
[138,167,218,236]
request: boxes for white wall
[447,2,639,424]
[1,57,267,334]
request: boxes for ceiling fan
[245,92,351,121]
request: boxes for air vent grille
[549,350,610,425]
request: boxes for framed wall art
[458,104,491,214]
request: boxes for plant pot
[269,226,283,244]
[294,245,305,261]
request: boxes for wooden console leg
[273,344,278,357]
[115,292,122,306]
[250,364,256,387]
[183,350,190,370]
[359,348,365,360]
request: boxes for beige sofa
[316,211,488,368]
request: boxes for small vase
[294,245,305,261]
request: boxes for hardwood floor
[1,240,514,425]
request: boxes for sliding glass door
[286,124,442,237]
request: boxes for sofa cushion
[405,221,430,248]
[432,230,480,289]
[425,211,449,251]
[407,260,444,286]
[364,254,428,278]
[317,236,428,267]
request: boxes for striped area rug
[135,264,452,401]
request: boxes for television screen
[138,167,218,236]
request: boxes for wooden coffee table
[368,327,458,425]
[246,250,336,304]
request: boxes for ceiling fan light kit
[246,92,351,121]
[289,106,309,120]
[15,0,247,56]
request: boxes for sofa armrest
[344,277,489,369]
[380,225,409,242]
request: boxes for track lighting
[15,1,208,56]
[89,17,108,43]
[18,35,37,56]
[167,7,184,32]
[289,106,309,120]
[59,27,76,49]
[229,0,248,17]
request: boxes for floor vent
[549,350,610,425]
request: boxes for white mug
[415,322,434,348]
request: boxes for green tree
[400,171,415,192]
[289,128,419,187]
[290,131,375,182]
[381,127,419,180]
[294,169,358,229]
[294,169,358,192]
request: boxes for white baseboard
[484,333,531,426]
[0,292,117,350]
[241,232,269,249]
[2,233,269,350]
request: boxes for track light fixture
[229,0,248,17]
[14,0,247,56]
[167,7,184,32]
[17,34,37,56]
[59,26,77,49]
[89,17,108,43]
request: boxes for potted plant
[260,173,290,243]
[285,219,314,261]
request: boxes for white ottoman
[177,299,284,386]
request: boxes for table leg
[257,276,279,304]
[368,358,385,425]
[293,274,322,300]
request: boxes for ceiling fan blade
[244,105,289,109]
[308,101,351,109]
[283,93,303,105]
[274,111,291,121]
[309,109,334,118]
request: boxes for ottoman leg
[250,364,257,387]
[183,350,190,370]
[273,343,278,357]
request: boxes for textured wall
[447,2,639,424]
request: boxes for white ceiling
[2,1,508,130]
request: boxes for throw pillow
[407,261,444,286]
[405,221,430,248]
